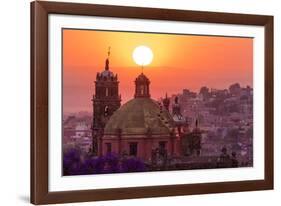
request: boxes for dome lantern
[134,73,151,98]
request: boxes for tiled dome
[104,98,174,135]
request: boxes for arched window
[106,88,109,96]
[140,85,144,95]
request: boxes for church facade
[101,73,179,160]
[92,51,201,161]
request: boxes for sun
[132,45,153,66]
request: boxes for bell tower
[92,47,121,155]
[134,73,151,98]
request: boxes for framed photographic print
[30,1,274,204]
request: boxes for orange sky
[63,29,253,113]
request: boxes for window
[104,106,109,116]
[159,141,167,157]
[140,85,144,95]
[159,141,166,150]
[129,142,138,156]
[105,87,109,96]
[105,143,111,153]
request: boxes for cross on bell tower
[105,47,110,70]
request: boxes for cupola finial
[105,46,111,70]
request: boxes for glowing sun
[132,45,153,66]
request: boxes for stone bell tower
[92,47,121,155]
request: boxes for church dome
[104,98,174,135]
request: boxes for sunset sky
[63,29,253,114]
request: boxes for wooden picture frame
[31,0,274,204]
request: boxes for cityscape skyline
[63,83,252,115]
